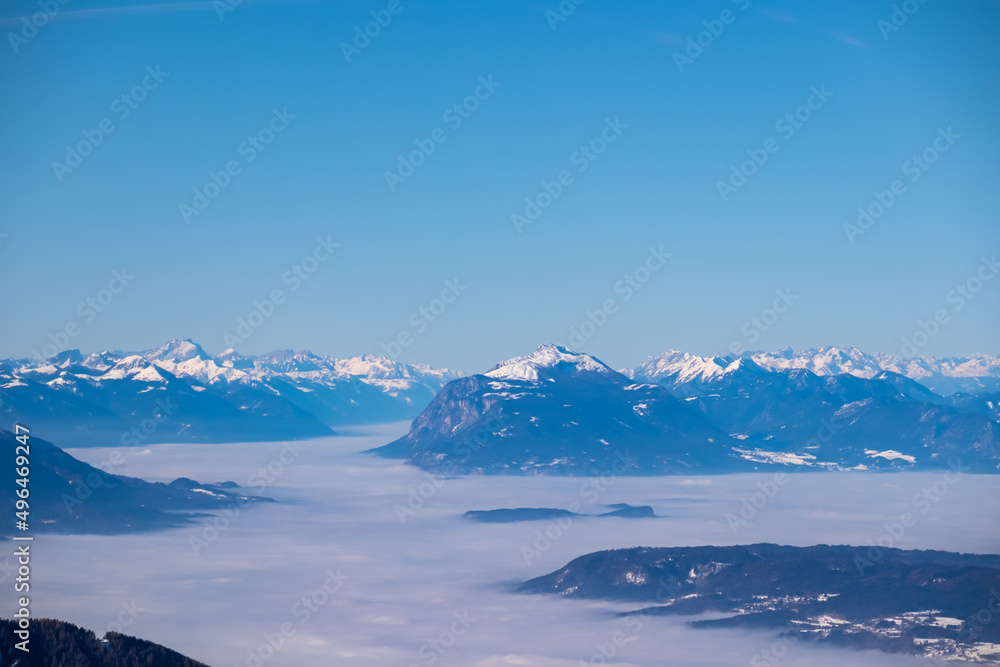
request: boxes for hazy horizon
[8,337,1000,377]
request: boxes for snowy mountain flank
[374,345,1000,474]
[373,345,743,475]
[627,346,1000,396]
[0,339,460,447]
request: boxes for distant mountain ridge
[0,428,272,535]
[0,339,461,447]
[4,340,998,463]
[627,346,1000,396]
[373,345,1000,474]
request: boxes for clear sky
[1,0,997,372]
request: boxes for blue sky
[1,0,997,372]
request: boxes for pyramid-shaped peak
[485,344,615,381]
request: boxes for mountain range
[0,428,271,535]
[0,339,460,447]
[373,345,1000,474]
[518,543,1000,664]
[629,346,1000,396]
[3,341,999,473]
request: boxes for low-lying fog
[40,423,1000,666]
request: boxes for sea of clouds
[35,423,1000,667]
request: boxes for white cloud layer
[41,423,1000,666]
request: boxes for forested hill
[0,618,209,667]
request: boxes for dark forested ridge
[520,543,1000,663]
[0,429,272,536]
[0,618,209,667]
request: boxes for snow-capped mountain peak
[144,339,210,364]
[485,344,615,381]
[722,357,769,376]
[628,350,732,385]
[47,349,84,368]
[216,348,255,370]
[0,341,466,446]
[102,355,169,382]
[749,345,885,377]
[82,351,120,371]
[630,347,1000,395]
[335,354,415,379]
[748,346,1000,394]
